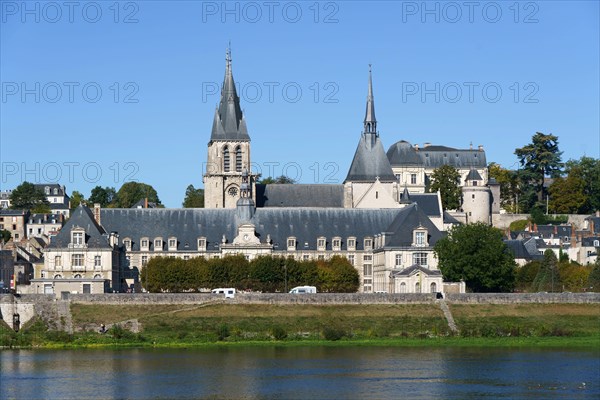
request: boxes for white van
[289,286,317,294]
[211,288,236,298]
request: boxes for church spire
[364,64,377,134]
[210,46,250,142]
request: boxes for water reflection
[1,347,598,399]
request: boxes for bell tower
[204,48,253,208]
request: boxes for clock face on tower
[243,234,249,241]
[228,187,238,197]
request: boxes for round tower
[461,169,491,224]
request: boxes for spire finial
[364,65,376,133]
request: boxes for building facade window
[430,282,437,293]
[287,237,296,250]
[72,254,84,267]
[168,238,177,249]
[332,237,341,251]
[347,254,355,266]
[141,256,148,266]
[400,282,406,293]
[198,237,206,250]
[411,174,417,184]
[141,238,149,250]
[72,231,84,246]
[94,255,101,268]
[123,239,131,250]
[395,254,402,266]
[414,230,427,247]
[55,255,62,266]
[235,146,242,172]
[317,237,326,250]
[363,264,372,276]
[223,146,230,172]
[364,238,372,250]
[154,238,162,251]
[413,252,428,266]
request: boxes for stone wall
[445,292,600,304]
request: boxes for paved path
[438,299,459,333]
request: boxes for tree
[434,222,517,292]
[0,229,11,243]
[70,191,85,210]
[182,185,204,208]
[565,156,600,213]
[9,182,50,211]
[488,162,520,212]
[532,250,561,292]
[548,167,587,214]
[258,175,297,184]
[429,165,462,210]
[317,256,359,293]
[515,261,540,292]
[515,132,563,205]
[115,182,161,208]
[89,186,117,207]
[588,259,600,292]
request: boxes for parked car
[211,288,236,298]
[289,286,317,294]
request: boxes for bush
[322,327,346,341]
[216,324,230,341]
[509,219,529,232]
[271,326,288,340]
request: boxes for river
[1,347,598,399]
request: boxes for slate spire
[210,46,250,142]
[344,67,396,183]
[364,64,376,134]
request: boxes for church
[34,50,497,296]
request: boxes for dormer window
[332,237,341,251]
[154,238,163,251]
[317,237,326,250]
[198,237,206,251]
[141,238,149,250]
[347,237,356,250]
[287,237,296,251]
[45,186,50,195]
[413,227,428,247]
[364,237,373,250]
[168,237,177,250]
[72,229,84,247]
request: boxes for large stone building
[36,51,482,296]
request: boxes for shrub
[271,326,287,340]
[322,327,346,341]
[216,324,230,341]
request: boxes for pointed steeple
[364,64,376,134]
[210,46,250,142]
[400,185,412,204]
[344,67,396,183]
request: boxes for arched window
[223,146,230,172]
[430,282,437,293]
[235,146,242,172]
[400,282,406,293]
[74,274,82,279]
[54,274,62,279]
[415,282,420,293]
[94,274,102,279]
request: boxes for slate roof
[47,206,109,249]
[391,264,442,277]
[100,207,410,252]
[383,203,445,248]
[387,141,487,169]
[345,133,397,182]
[28,213,61,224]
[409,194,441,217]
[210,49,250,142]
[504,239,542,260]
[34,184,66,196]
[581,236,600,247]
[466,169,483,181]
[443,211,461,225]
[255,184,344,208]
[586,216,600,234]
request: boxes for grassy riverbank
[1,303,599,348]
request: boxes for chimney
[527,221,531,232]
[93,203,101,225]
[423,142,431,148]
[596,210,600,217]
[533,223,538,232]
[478,144,484,151]
[414,144,419,151]
[144,198,148,209]
[570,223,576,248]
[553,225,557,235]
[590,219,595,236]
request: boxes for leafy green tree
[182,185,204,208]
[0,229,11,243]
[548,167,587,214]
[115,182,162,208]
[258,175,297,184]
[489,162,521,213]
[532,250,561,292]
[434,222,517,292]
[515,132,563,206]
[89,186,117,207]
[429,165,462,210]
[317,256,359,293]
[565,156,600,213]
[559,262,590,292]
[588,259,600,292]
[9,182,50,211]
[515,261,540,292]
[70,191,85,210]
[249,256,284,292]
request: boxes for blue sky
[1,1,599,207]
